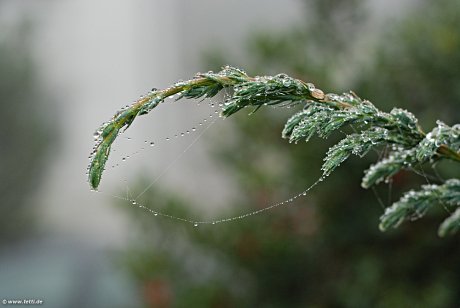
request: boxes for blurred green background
[119,1,460,307]
[1,0,459,307]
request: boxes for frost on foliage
[221,73,322,117]
[362,148,417,189]
[439,207,460,237]
[380,179,460,236]
[282,99,383,144]
[322,128,394,176]
[389,108,419,133]
[319,101,378,137]
[416,121,460,161]
[177,66,248,102]
[363,121,460,189]
[282,104,335,143]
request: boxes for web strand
[102,175,324,227]
[134,117,218,200]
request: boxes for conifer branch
[380,179,460,236]
[88,66,460,236]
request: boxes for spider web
[90,95,396,228]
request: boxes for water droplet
[194,223,198,227]
[150,142,155,146]
[181,132,185,137]
[132,200,137,205]
[166,137,170,141]
[122,157,126,161]
[192,127,196,131]
[154,213,158,216]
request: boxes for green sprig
[88,66,330,190]
[88,66,460,236]
[379,179,460,236]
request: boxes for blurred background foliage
[118,0,460,307]
[0,24,55,244]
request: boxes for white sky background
[3,0,418,245]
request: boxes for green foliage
[115,1,460,306]
[89,66,460,236]
[380,179,460,236]
[362,121,460,188]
